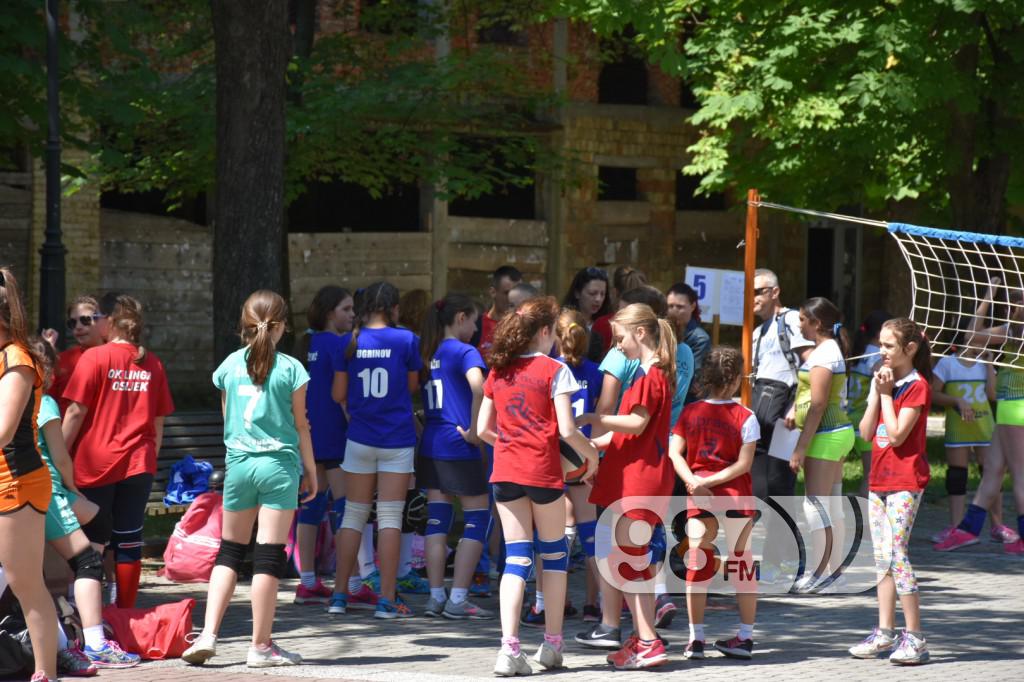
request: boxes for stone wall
[0,172,32,286]
[446,216,548,296]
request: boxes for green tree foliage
[557,0,1024,232]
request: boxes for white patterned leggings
[868,491,922,595]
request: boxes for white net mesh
[889,223,1024,369]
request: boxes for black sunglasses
[753,286,775,296]
[66,314,105,330]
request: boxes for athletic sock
[450,587,468,605]
[115,561,142,609]
[738,622,754,641]
[358,524,375,577]
[654,580,667,597]
[957,504,987,536]
[348,576,363,593]
[534,591,545,612]
[83,625,105,650]
[880,627,897,638]
[689,623,705,643]
[399,532,414,577]
[300,571,317,589]
[430,587,447,603]
[501,636,521,656]
[543,633,564,652]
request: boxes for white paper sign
[684,266,746,327]
[767,419,800,461]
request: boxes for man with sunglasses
[750,269,814,582]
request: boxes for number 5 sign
[684,266,745,326]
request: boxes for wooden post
[712,313,721,345]
[741,188,759,406]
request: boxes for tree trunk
[210,0,291,363]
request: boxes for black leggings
[81,473,154,563]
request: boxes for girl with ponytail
[185,290,316,667]
[578,303,675,670]
[62,294,174,615]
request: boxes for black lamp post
[39,0,66,343]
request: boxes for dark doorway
[806,227,834,300]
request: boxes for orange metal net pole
[742,189,759,406]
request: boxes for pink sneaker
[347,583,379,611]
[934,528,980,552]
[294,581,332,604]
[990,523,1020,544]
[1005,539,1024,555]
[929,526,953,544]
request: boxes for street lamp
[39,0,66,343]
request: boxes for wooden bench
[147,411,225,516]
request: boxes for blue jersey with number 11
[564,357,603,438]
[421,338,486,460]
[338,326,422,448]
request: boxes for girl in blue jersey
[183,290,316,668]
[331,281,422,618]
[293,287,361,606]
[418,293,493,620]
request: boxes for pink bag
[102,599,195,659]
[160,492,223,583]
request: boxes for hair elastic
[435,300,444,311]
[257,321,268,331]
[832,322,842,336]
[567,322,581,331]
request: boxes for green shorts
[45,485,81,541]
[852,433,873,455]
[223,452,300,512]
[996,399,1024,427]
[807,427,856,462]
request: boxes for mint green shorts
[45,485,81,541]
[223,452,300,512]
[996,400,1024,427]
[807,427,856,462]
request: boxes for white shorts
[342,439,415,475]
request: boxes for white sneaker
[247,640,303,667]
[533,641,563,670]
[889,631,930,665]
[181,632,217,665]
[494,650,533,676]
[848,628,897,658]
[425,596,446,617]
[443,598,494,620]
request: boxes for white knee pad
[376,500,405,530]
[341,501,372,532]
[802,496,831,532]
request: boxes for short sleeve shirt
[794,340,851,433]
[1,343,45,479]
[213,348,309,460]
[49,345,84,416]
[64,343,175,487]
[673,399,759,498]
[337,326,422,448]
[847,343,879,423]
[421,339,487,460]
[752,308,813,386]
[598,348,640,407]
[672,342,694,426]
[933,355,993,446]
[305,332,348,461]
[565,357,603,438]
[36,394,64,490]
[869,370,931,492]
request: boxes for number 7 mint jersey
[933,355,994,446]
[338,326,422,448]
[421,338,486,460]
[213,348,309,458]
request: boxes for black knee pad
[946,465,968,496]
[81,512,113,547]
[214,539,248,572]
[252,543,288,579]
[68,548,104,582]
[403,489,427,534]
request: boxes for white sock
[348,576,363,593]
[399,532,414,576]
[358,524,375,577]
[83,624,105,650]
[738,622,754,641]
[450,587,468,605]
[300,570,317,589]
[430,587,447,603]
[56,619,68,650]
[689,623,705,643]
[654,580,667,597]
[534,591,545,612]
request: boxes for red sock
[115,561,142,608]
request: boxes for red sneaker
[607,635,668,669]
[1005,539,1024,555]
[933,528,980,552]
[294,581,332,604]
[348,583,380,611]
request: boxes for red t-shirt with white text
[673,399,759,499]
[63,343,175,488]
[869,371,931,492]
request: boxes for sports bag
[101,598,195,660]
[160,492,223,583]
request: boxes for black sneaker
[714,636,753,660]
[564,601,578,618]
[575,623,622,649]
[582,604,602,623]
[683,640,705,660]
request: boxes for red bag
[160,492,223,583]
[102,599,195,660]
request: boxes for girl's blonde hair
[108,294,148,364]
[239,290,289,385]
[555,309,589,368]
[613,303,676,391]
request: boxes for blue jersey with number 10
[421,338,486,460]
[338,326,422,448]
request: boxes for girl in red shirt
[850,318,932,665]
[48,295,111,416]
[62,295,175,609]
[477,297,598,676]
[579,303,675,670]
[669,347,759,662]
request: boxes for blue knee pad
[329,497,347,534]
[462,508,490,544]
[649,525,666,564]
[536,536,569,573]
[577,519,597,558]
[298,491,329,526]
[504,540,533,582]
[426,501,454,537]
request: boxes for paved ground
[100,495,1023,682]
